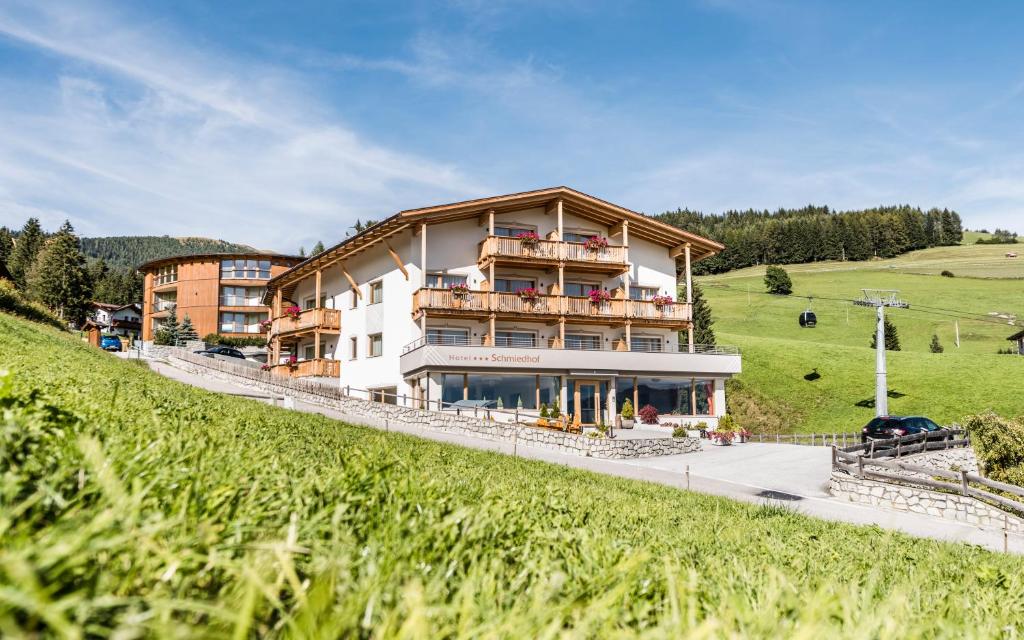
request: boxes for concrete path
[128,352,1023,554]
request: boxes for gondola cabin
[799,311,817,328]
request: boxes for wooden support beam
[684,243,693,305]
[420,223,427,288]
[314,269,322,307]
[341,264,361,298]
[488,209,495,237]
[609,221,626,238]
[384,241,409,280]
[670,242,689,259]
[556,199,564,241]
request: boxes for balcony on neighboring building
[271,308,341,337]
[271,357,340,378]
[411,288,691,327]
[478,236,628,275]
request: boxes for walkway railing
[401,335,739,355]
[831,430,1024,517]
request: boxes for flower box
[448,282,470,299]
[284,305,302,320]
[517,287,540,302]
[583,236,609,251]
[516,231,540,246]
[588,289,611,304]
[652,294,674,308]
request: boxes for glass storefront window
[636,377,693,415]
[539,376,560,409]
[441,374,464,406]
[467,374,536,410]
[695,379,714,415]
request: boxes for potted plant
[687,420,708,439]
[638,404,659,425]
[583,235,609,252]
[708,429,734,446]
[286,354,298,370]
[517,287,540,302]
[537,403,550,427]
[733,428,752,444]
[516,230,540,248]
[448,282,470,299]
[588,289,611,304]
[260,363,272,372]
[259,319,273,332]
[652,294,674,308]
[284,305,301,320]
[620,398,635,429]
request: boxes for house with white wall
[264,187,741,427]
[90,302,142,340]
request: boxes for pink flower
[588,289,611,303]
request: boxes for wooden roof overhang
[264,187,724,304]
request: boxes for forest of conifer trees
[657,205,963,274]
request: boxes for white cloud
[0,1,483,250]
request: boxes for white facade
[269,189,741,427]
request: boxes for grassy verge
[2,311,1024,637]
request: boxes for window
[221,259,271,280]
[220,286,265,307]
[303,295,327,310]
[219,312,264,334]
[368,333,383,357]
[494,331,536,347]
[154,264,178,286]
[564,230,600,243]
[370,387,398,404]
[564,281,601,297]
[369,281,383,304]
[695,379,714,415]
[303,344,315,360]
[493,277,536,293]
[493,224,535,237]
[441,373,464,405]
[620,377,715,416]
[426,272,469,288]
[427,328,469,345]
[539,376,561,408]
[629,286,658,301]
[467,374,537,410]
[349,336,358,360]
[350,288,359,309]
[565,334,601,350]
[630,336,663,352]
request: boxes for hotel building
[140,253,302,342]
[264,187,741,426]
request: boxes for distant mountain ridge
[79,236,262,269]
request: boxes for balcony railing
[272,358,340,378]
[151,301,177,313]
[272,308,341,335]
[479,236,627,265]
[403,335,739,355]
[412,288,691,323]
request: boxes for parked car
[194,346,246,359]
[861,415,943,443]
[100,335,122,352]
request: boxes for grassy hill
[701,242,1024,432]
[2,310,1024,636]
[79,235,260,268]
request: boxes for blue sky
[1,0,1022,252]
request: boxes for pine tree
[929,334,944,353]
[26,220,92,325]
[0,227,12,280]
[690,282,716,346]
[9,217,45,288]
[178,313,199,343]
[763,265,793,295]
[298,246,306,257]
[154,307,180,345]
[870,318,901,351]
[311,241,325,256]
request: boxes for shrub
[203,333,267,348]
[551,398,561,417]
[0,279,65,330]
[539,403,549,419]
[930,334,944,353]
[869,318,901,351]
[621,398,635,420]
[638,404,659,424]
[940,270,955,278]
[718,414,738,432]
[672,426,688,438]
[763,266,793,295]
[962,412,1024,487]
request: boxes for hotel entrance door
[573,380,601,425]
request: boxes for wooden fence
[749,432,863,447]
[831,429,1024,518]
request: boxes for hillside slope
[2,310,1023,636]
[79,235,259,268]
[700,242,1024,432]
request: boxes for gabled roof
[1008,329,1024,341]
[266,186,724,298]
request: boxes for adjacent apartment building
[140,253,302,342]
[264,187,742,427]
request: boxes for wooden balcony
[411,288,691,327]
[271,358,340,378]
[478,236,628,274]
[271,308,341,337]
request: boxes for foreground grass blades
[2,311,1024,637]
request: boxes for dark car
[194,346,246,359]
[100,335,122,352]
[861,415,943,443]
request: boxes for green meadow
[700,241,1024,432]
[3,311,1024,637]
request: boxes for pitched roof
[267,186,723,295]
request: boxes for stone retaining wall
[829,473,1023,534]
[165,355,701,459]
